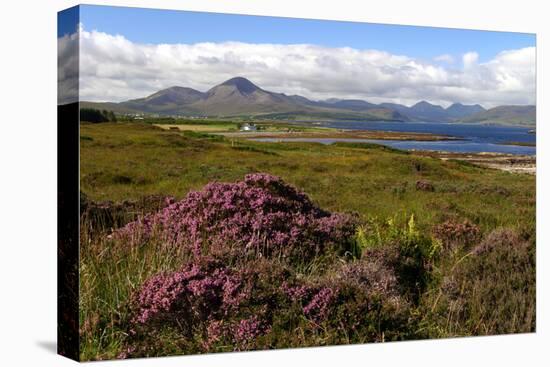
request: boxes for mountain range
[81,77,536,125]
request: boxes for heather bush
[125,257,283,356]
[353,215,440,302]
[416,180,435,192]
[117,173,358,263]
[432,219,481,253]
[123,252,417,356]
[272,257,414,344]
[423,227,535,336]
[325,259,414,342]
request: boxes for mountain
[188,77,302,115]
[82,77,405,121]
[80,77,534,125]
[319,99,378,111]
[408,101,449,121]
[458,105,536,125]
[445,103,486,119]
[119,87,205,113]
[135,86,205,106]
[378,101,489,122]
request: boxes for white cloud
[434,54,455,64]
[60,27,535,108]
[462,51,479,69]
[57,31,79,104]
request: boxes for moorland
[79,120,535,360]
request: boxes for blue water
[252,138,536,155]
[260,121,536,155]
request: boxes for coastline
[416,151,536,175]
[219,129,460,141]
[154,122,536,174]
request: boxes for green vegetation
[79,122,535,360]
[458,105,536,126]
[80,108,117,123]
[254,110,401,122]
[80,123,534,231]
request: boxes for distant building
[240,123,257,131]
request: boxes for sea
[253,121,536,155]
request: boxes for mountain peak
[141,86,204,105]
[111,78,527,123]
[445,102,486,118]
[413,100,437,108]
[219,77,261,94]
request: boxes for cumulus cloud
[60,27,535,108]
[462,51,479,69]
[434,54,455,64]
[58,31,79,104]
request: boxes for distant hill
[408,101,449,121]
[80,77,534,125]
[445,103,486,119]
[379,101,486,122]
[132,86,205,106]
[458,105,536,126]
[83,77,405,122]
[318,99,378,111]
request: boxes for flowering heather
[472,227,530,256]
[233,315,271,348]
[303,287,337,322]
[280,258,410,338]
[118,173,357,262]
[432,219,480,250]
[282,283,337,322]
[131,258,249,329]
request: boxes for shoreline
[415,151,536,175]
[219,129,460,142]
[155,123,536,173]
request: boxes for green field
[80,123,534,231]
[79,122,535,360]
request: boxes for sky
[58,4,536,107]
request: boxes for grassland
[80,123,534,231]
[151,119,334,133]
[154,123,239,132]
[79,122,535,360]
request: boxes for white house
[240,123,257,131]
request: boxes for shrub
[416,180,434,192]
[326,259,413,342]
[424,227,535,336]
[126,257,278,356]
[472,227,527,255]
[130,259,245,327]
[354,215,440,303]
[117,173,358,263]
[281,258,413,343]
[80,108,116,123]
[124,251,416,356]
[432,219,480,252]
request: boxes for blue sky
[76,4,535,63]
[59,5,536,106]
[57,5,79,38]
